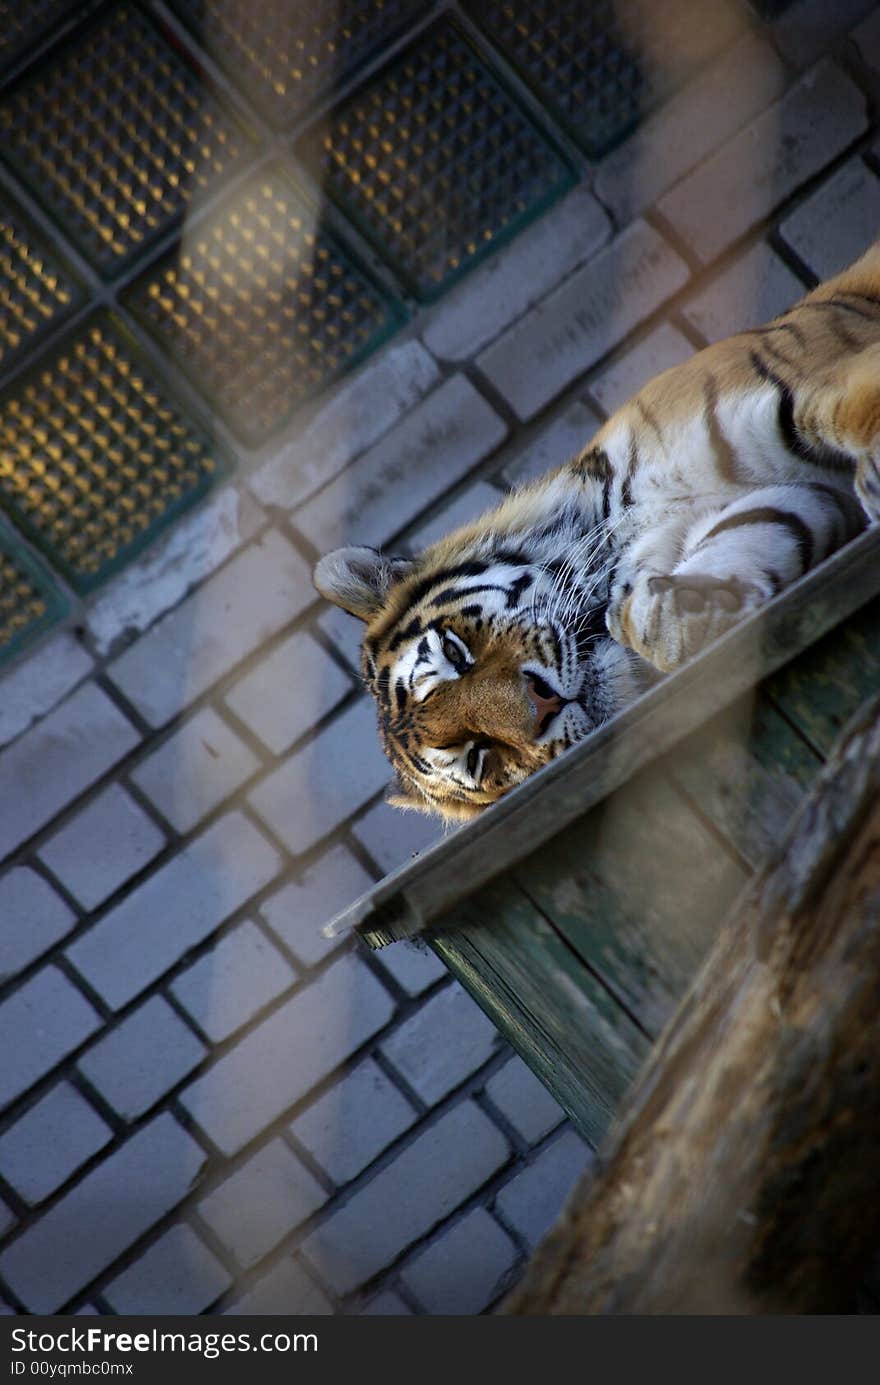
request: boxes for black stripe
[703,374,739,483]
[394,679,407,712]
[505,572,534,607]
[376,666,391,711]
[762,568,783,596]
[834,290,880,311]
[825,314,861,353]
[793,298,879,324]
[700,506,814,573]
[429,582,511,608]
[749,351,853,472]
[635,399,664,448]
[388,615,423,653]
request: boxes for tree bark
[505,695,880,1314]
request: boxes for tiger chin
[315,243,880,822]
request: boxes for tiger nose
[524,674,565,731]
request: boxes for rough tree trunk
[506,695,880,1315]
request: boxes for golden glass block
[0,314,228,592]
[0,4,251,277]
[462,0,745,157]
[0,534,68,664]
[125,167,404,444]
[171,0,428,129]
[294,17,574,301]
[0,0,86,78]
[0,198,82,379]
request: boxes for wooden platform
[327,528,880,1147]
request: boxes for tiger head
[314,486,645,820]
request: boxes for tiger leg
[608,483,863,672]
[796,342,880,521]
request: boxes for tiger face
[314,540,642,820]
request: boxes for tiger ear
[313,546,413,622]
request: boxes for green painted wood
[667,691,824,871]
[511,767,749,1039]
[431,877,650,1148]
[766,597,880,757]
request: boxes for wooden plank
[766,596,880,757]
[667,691,824,871]
[326,527,880,947]
[432,878,650,1148]
[513,767,748,1038]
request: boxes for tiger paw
[608,572,765,673]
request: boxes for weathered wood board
[326,530,880,1148]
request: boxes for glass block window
[126,167,405,445]
[0,3,252,278]
[0,313,229,592]
[464,0,746,157]
[295,17,575,300]
[171,0,429,129]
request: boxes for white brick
[78,995,207,1120]
[401,1208,517,1314]
[485,1057,565,1145]
[258,844,374,968]
[407,482,502,551]
[293,377,507,553]
[0,967,101,1108]
[477,222,689,421]
[249,341,441,511]
[594,33,788,224]
[854,7,880,70]
[103,1223,231,1315]
[224,631,353,757]
[179,953,395,1156]
[380,983,501,1105]
[498,402,602,489]
[130,706,261,833]
[0,1083,112,1206]
[352,799,445,876]
[0,633,93,749]
[86,486,264,656]
[108,530,313,728]
[373,941,447,998]
[0,868,75,981]
[317,604,363,672]
[301,1102,509,1295]
[589,324,694,416]
[38,785,165,912]
[495,1130,593,1248]
[0,683,138,865]
[773,0,877,68]
[779,158,880,281]
[289,1058,416,1185]
[171,918,297,1043]
[682,242,805,343]
[223,1258,334,1315]
[66,812,282,1010]
[198,1138,327,1266]
[361,1290,412,1315]
[657,63,868,263]
[249,698,389,856]
[0,1113,207,1313]
[421,186,611,361]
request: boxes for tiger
[314,243,880,821]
